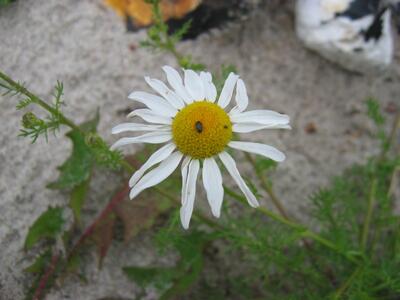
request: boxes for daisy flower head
[111,66,290,229]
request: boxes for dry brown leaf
[89,184,172,266]
[114,193,171,242]
[105,0,202,26]
[92,213,116,269]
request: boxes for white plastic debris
[295,0,395,73]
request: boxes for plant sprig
[140,0,205,71]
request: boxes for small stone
[304,122,317,134]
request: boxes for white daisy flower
[111,66,290,229]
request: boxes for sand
[0,0,399,299]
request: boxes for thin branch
[243,152,340,284]
[361,179,377,251]
[224,186,359,264]
[388,166,399,198]
[0,71,81,133]
[244,152,289,218]
[67,184,130,259]
[332,266,363,300]
[32,254,60,300]
[379,112,400,160]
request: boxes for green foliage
[0,77,27,98]
[85,132,123,170]
[206,155,398,299]
[255,157,278,174]
[48,111,98,190]
[69,179,90,224]
[243,176,262,198]
[367,98,385,126]
[47,112,109,225]
[0,76,59,144]
[216,208,314,297]
[140,0,205,71]
[25,253,64,300]
[310,159,399,298]
[0,0,15,6]
[124,226,215,299]
[24,207,64,250]
[16,98,34,110]
[366,98,388,151]
[17,81,65,142]
[123,266,176,290]
[140,0,173,52]
[214,64,237,94]
[19,112,50,143]
[47,129,94,190]
[170,19,192,43]
[24,250,52,274]
[178,55,205,71]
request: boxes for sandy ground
[0,0,399,299]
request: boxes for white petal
[230,79,248,114]
[230,110,290,125]
[129,143,176,187]
[180,159,200,229]
[110,132,172,150]
[162,65,193,104]
[128,109,172,125]
[219,152,259,208]
[228,141,286,162]
[130,151,183,199]
[111,123,168,134]
[232,123,291,133]
[217,72,239,109]
[184,69,205,101]
[202,157,224,218]
[200,71,217,102]
[144,76,185,109]
[128,91,177,117]
[181,156,191,205]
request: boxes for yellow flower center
[172,101,232,159]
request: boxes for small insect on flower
[111,66,291,229]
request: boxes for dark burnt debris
[126,0,255,40]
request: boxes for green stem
[164,40,183,63]
[243,153,340,284]
[224,186,359,264]
[361,179,377,251]
[0,71,82,133]
[149,0,184,64]
[379,112,400,160]
[244,152,289,218]
[368,113,400,263]
[378,112,400,254]
[388,166,399,198]
[333,266,363,299]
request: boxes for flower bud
[85,132,102,148]
[22,112,41,129]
